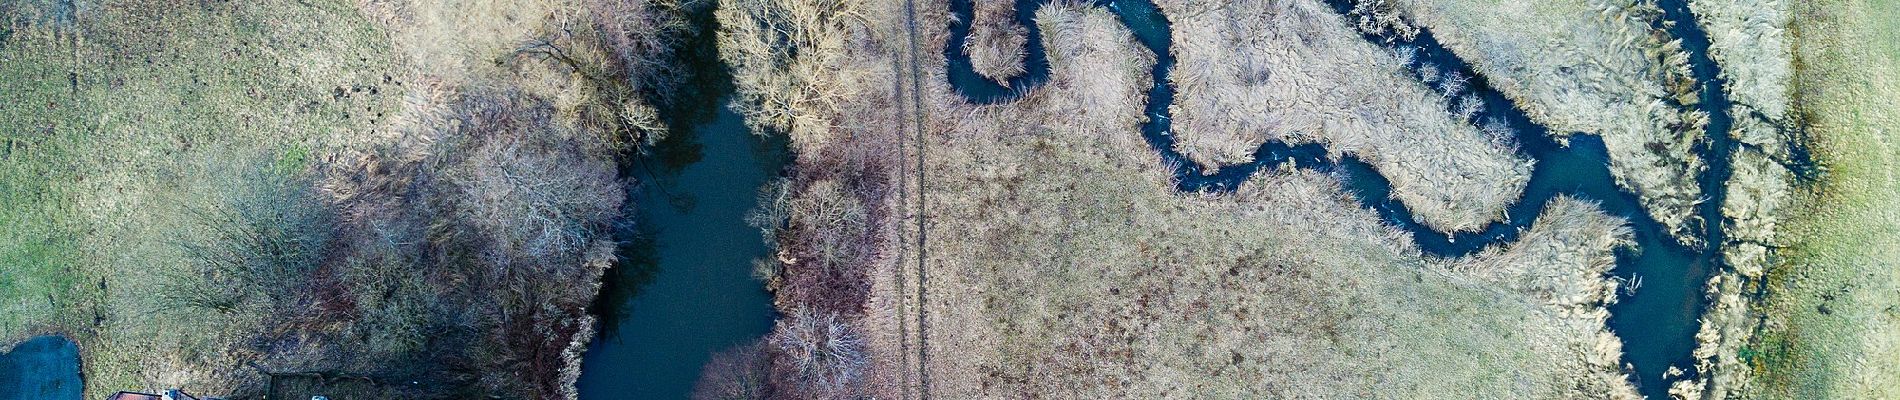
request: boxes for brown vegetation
[692,339,771,400]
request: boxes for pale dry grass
[1373,0,1710,243]
[1690,0,1794,122]
[964,0,1029,83]
[1161,0,1531,233]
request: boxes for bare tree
[693,339,772,400]
[768,309,866,398]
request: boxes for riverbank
[1742,0,1900,396]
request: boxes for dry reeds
[965,0,1030,83]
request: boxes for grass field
[2,0,676,397]
[1,1,399,395]
[1744,0,1900,397]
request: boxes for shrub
[767,309,866,398]
[167,162,334,313]
[693,339,772,400]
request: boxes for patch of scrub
[963,0,1030,83]
[0,336,82,400]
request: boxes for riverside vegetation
[1,0,688,397]
[710,0,1894,399]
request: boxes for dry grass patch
[964,0,1029,83]
[1690,0,1794,122]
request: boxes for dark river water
[576,4,790,397]
[947,0,1747,397]
[575,98,789,399]
[0,336,82,400]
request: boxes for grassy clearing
[2,1,399,395]
[2,0,680,398]
[1369,0,1711,243]
[721,0,1640,397]
[1161,0,1531,233]
[1742,0,1900,397]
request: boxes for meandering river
[945,0,1746,396]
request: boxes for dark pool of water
[575,3,791,397]
[575,99,790,399]
[0,336,82,400]
[946,0,1744,396]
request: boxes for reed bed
[1690,0,1794,122]
[965,0,1030,83]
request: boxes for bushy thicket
[716,0,908,397]
[167,164,336,315]
[169,89,625,398]
[692,339,771,400]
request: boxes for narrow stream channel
[946,0,1741,396]
[577,5,791,398]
